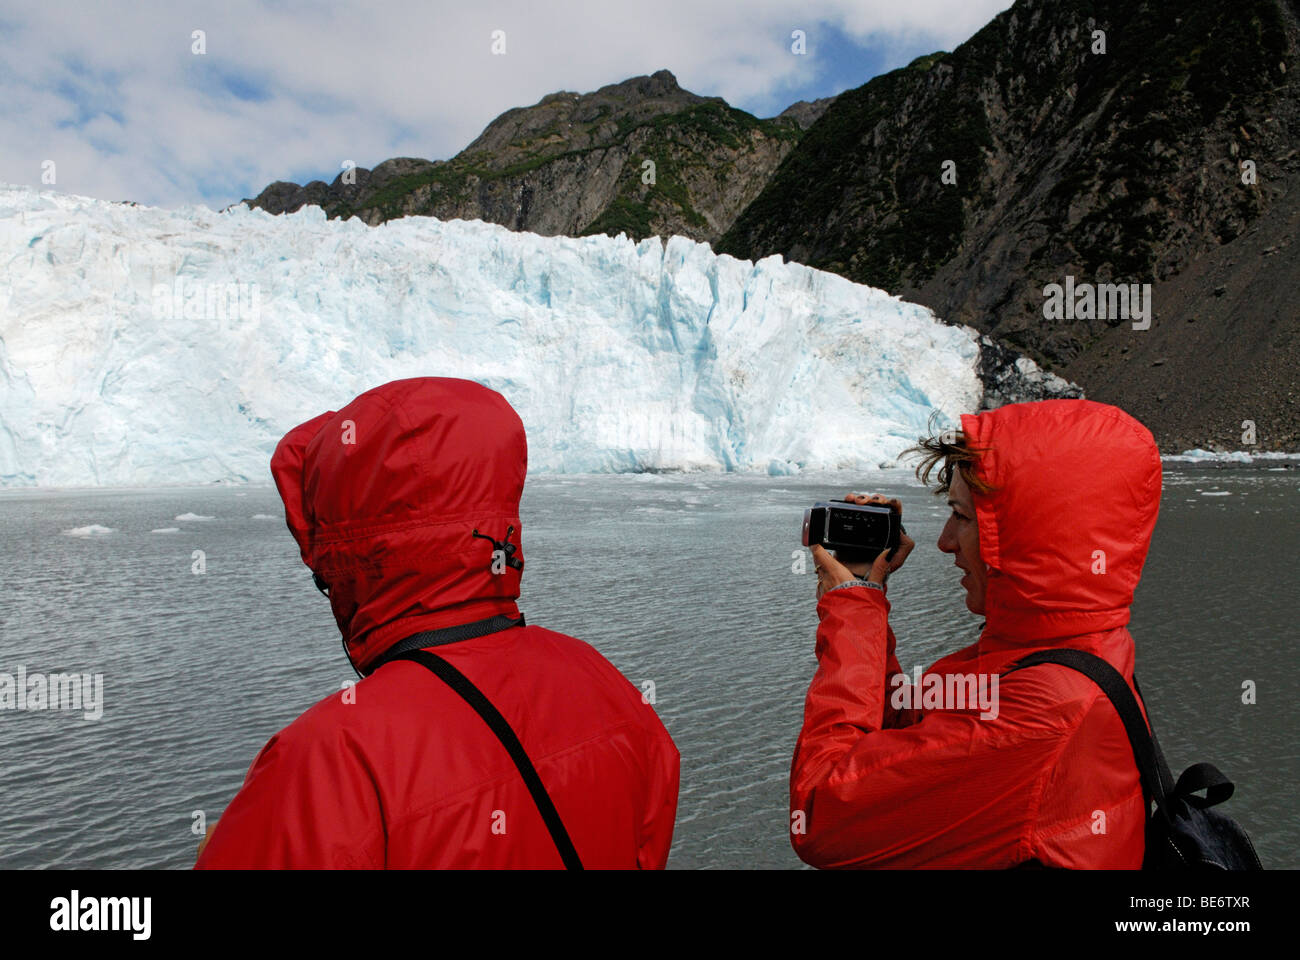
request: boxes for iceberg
[0,183,1076,486]
[1166,449,1300,464]
[62,524,114,537]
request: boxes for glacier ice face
[1,182,1032,486]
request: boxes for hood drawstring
[472,525,524,572]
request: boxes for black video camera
[801,500,901,566]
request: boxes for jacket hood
[270,377,527,673]
[959,399,1161,646]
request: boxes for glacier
[0,183,1075,486]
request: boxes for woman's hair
[904,411,996,496]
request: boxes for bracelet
[828,579,884,593]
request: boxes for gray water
[0,464,1295,869]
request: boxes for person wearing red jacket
[792,398,1161,868]
[196,377,679,869]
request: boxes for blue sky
[0,0,1013,211]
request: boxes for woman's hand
[811,544,856,600]
[845,492,915,583]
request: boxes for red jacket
[196,378,679,869]
[791,399,1162,868]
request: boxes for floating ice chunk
[1168,449,1254,463]
[64,524,114,536]
[175,513,215,521]
[151,527,180,533]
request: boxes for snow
[2,182,1014,486]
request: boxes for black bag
[1004,649,1262,870]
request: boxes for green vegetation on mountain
[246,71,822,243]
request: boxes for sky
[0,0,1014,211]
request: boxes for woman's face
[937,467,987,614]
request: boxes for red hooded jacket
[791,399,1162,868]
[196,378,679,869]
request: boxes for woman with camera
[791,399,1160,868]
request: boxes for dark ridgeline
[244,0,1300,452]
[242,69,830,246]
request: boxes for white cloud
[0,0,1013,209]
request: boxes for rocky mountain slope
[718,0,1300,451]
[245,70,827,245]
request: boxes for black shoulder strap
[1003,649,1174,823]
[367,614,525,674]
[1131,674,1178,800]
[391,648,584,870]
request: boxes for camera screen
[828,507,888,544]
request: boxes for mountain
[717,0,1300,452]
[0,183,1077,486]
[244,70,829,245]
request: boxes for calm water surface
[0,463,1295,868]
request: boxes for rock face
[243,70,815,245]
[718,0,1300,450]
[977,335,1085,410]
[773,96,839,130]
